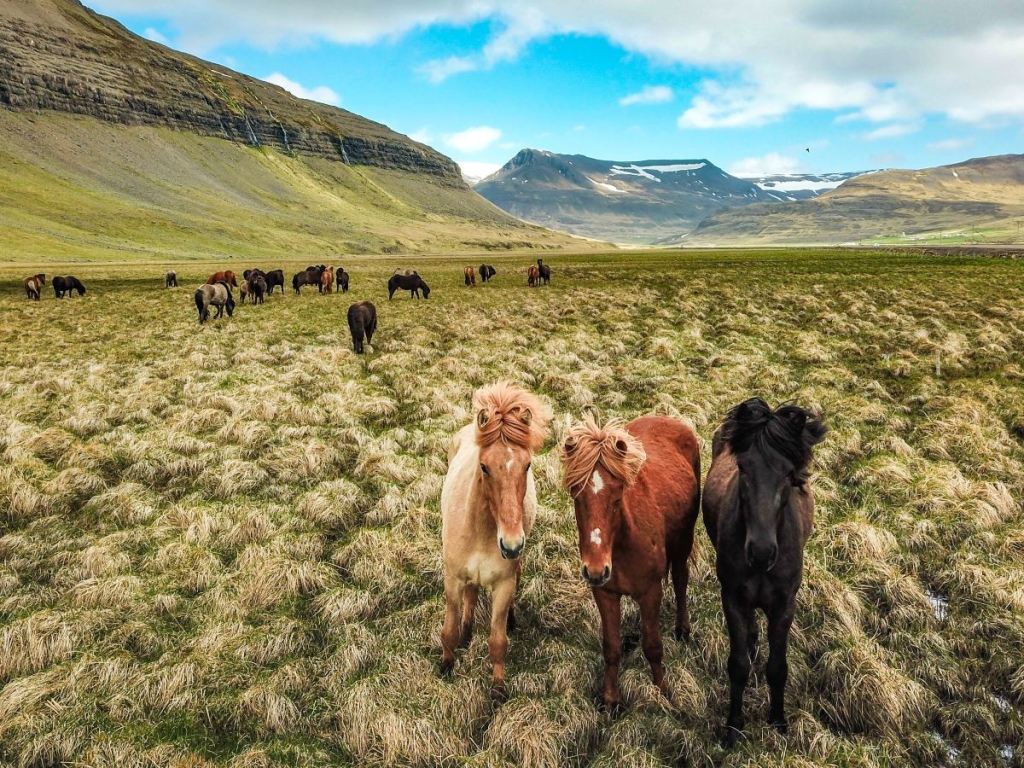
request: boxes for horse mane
[719,398,826,473]
[473,382,548,452]
[560,414,646,498]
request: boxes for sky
[90,0,1024,181]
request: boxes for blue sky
[92,1,1023,180]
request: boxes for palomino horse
[321,266,335,294]
[561,414,700,713]
[24,274,45,300]
[527,265,540,287]
[207,270,238,287]
[703,398,825,746]
[440,383,549,701]
[464,266,476,287]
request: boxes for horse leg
[671,526,696,641]
[440,575,464,677]
[594,588,623,714]
[488,576,516,703]
[767,599,796,733]
[506,559,521,633]
[637,582,670,700]
[459,583,478,648]
[722,593,754,747]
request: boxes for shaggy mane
[560,415,646,498]
[719,397,826,473]
[473,382,548,451]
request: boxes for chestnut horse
[207,270,238,288]
[440,383,549,701]
[703,398,825,746]
[24,274,45,300]
[561,414,700,713]
[527,266,539,287]
[464,266,476,287]
[321,266,335,294]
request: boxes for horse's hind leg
[440,575,464,676]
[459,583,478,648]
[671,515,698,641]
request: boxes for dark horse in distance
[387,270,430,300]
[347,301,377,353]
[53,276,86,298]
[702,398,826,746]
[479,264,497,283]
[537,259,551,285]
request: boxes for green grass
[1,249,1023,767]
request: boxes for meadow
[0,249,1022,768]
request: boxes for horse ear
[563,436,577,455]
[614,439,629,456]
[477,410,489,429]
[520,409,532,425]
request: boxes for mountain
[742,172,870,201]
[0,0,581,261]
[681,155,1024,246]
[475,149,777,244]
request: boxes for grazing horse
[292,267,323,294]
[440,383,549,702]
[561,414,701,713]
[703,398,826,746]
[53,276,86,298]
[347,301,377,353]
[321,266,335,294]
[24,274,45,300]
[464,266,476,287]
[207,270,238,288]
[194,281,235,324]
[336,268,349,293]
[239,279,250,304]
[387,270,430,300]
[250,274,267,305]
[479,264,497,283]
[527,265,540,287]
[165,271,178,288]
[537,259,551,285]
[265,269,285,295]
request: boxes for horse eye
[525,462,531,472]
[480,464,490,476]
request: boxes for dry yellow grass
[0,249,1022,767]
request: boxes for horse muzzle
[498,536,525,560]
[581,563,611,587]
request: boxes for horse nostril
[602,565,611,580]
[581,565,590,581]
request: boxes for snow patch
[587,176,625,193]
[609,162,706,181]
[756,179,846,192]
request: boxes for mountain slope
[683,155,1024,245]
[475,149,776,244]
[0,0,582,260]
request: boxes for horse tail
[195,288,205,323]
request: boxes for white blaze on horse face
[590,469,605,495]
[590,527,602,546]
[505,446,514,472]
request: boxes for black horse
[479,264,497,283]
[336,268,349,293]
[265,269,285,295]
[702,398,826,746]
[387,271,430,300]
[250,274,267,304]
[347,301,377,353]
[537,258,551,285]
[293,266,323,294]
[165,271,178,288]
[53,276,86,298]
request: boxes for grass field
[1,249,1022,768]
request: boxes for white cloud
[263,73,340,106]
[728,153,802,177]
[927,137,971,152]
[862,122,920,141]
[445,125,502,154]
[143,27,168,44]
[619,85,673,106]
[92,1,1024,127]
[457,160,502,183]
[408,127,433,144]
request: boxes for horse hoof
[719,724,743,748]
[439,659,454,678]
[674,626,691,642]
[659,685,674,703]
[595,696,623,718]
[458,627,472,649]
[490,683,508,704]
[770,719,788,735]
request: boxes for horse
[527,266,539,287]
[561,414,701,713]
[242,268,265,282]
[265,269,285,295]
[250,274,267,305]
[388,270,430,300]
[537,259,551,285]
[53,276,86,298]
[194,281,235,324]
[347,301,377,354]
[464,266,476,287]
[207,270,237,288]
[336,268,349,293]
[165,271,178,288]
[24,274,45,300]
[440,383,549,702]
[239,279,250,304]
[321,266,335,294]
[702,398,826,746]
[479,264,497,283]
[292,267,322,294]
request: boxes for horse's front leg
[440,575,464,676]
[722,590,754,747]
[593,588,623,714]
[637,582,670,700]
[459,583,478,648]
[767,598,796,733]
[488,577,517,702]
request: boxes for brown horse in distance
[561,414,701,713]
[464,266,476,287]
[321,266,335,294]
[527,265,539,287]
[207,270,238,288]
[24,274,45,300]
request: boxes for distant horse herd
[443,384,825,745]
